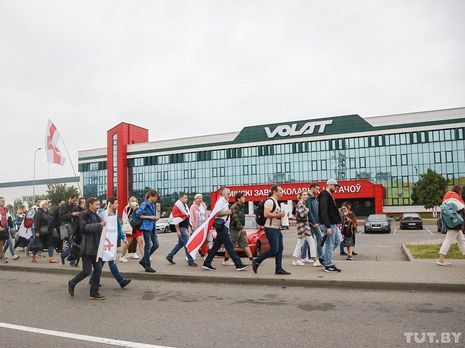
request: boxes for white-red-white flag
[168,200,190,225]
[46,120,66,166]
[186,197,229,260]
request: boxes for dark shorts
[229,229,249,248]
[344,237,354,247]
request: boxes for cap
[326,179,340,187]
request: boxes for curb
[2,264,465,293]
[401,244,415,261]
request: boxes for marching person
[59,194,80,266]
[3,204,20,260]
[97,198,132,288]
[319,179,343,272]
[135,189,160,273]
[68,197,106,300]
[223,192,254,265]
[190,194,210,257]
[437,185,465,266]
[166,192,198,267]
[0,197,9,263]
[252,186,290,275]
[120,197,144,262]
[32,200,58,263]
[203,188,248,271]
[303,183,324,264]
[292,192,321,267]
[340,202,357,261]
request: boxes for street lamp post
[33,147,42,200]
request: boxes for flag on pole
[46,120,66,166]
[168,200,190,225]
[186,197,229,260]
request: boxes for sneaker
[166,256,176,265]
[346,256,353,261]
[120,279,132,289]
[313,259,322,267]
[252,259,260,274]
[138,259,146,269]
[340,251,348,256]
[131,254,140,259]
[119,256,129,263]
[202,264,216,271]
[188,262,198,267]
[236,264,249,271]
[436,260,452,267]
[301,258,312,264]
[292,260,305,266]
[352,251,358,256]
[318,257,324,265]
[12,255,20,260]
[222,259,234,266]
[275,269,291,275]
[89,294,106,300]
[324,265,341,272]
[67,282,74,297]
[0,258,8,264]
[145,267,156,273]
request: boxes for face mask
[130,201,137,208]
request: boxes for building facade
[78,107,465,215]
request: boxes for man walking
[203,188,248,271]
[318,179,343,272]
[59,194,80,266]
[166,192,198,267]
[68,198,106,300]
[135,190,159,273]
[223,192,254,265]
[252,186,290,275]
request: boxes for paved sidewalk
[1,250,464,292]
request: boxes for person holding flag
[166,193,198,267]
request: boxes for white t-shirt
[215,197,230,228]
[264,197,281,229]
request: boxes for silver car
[364,214,391,233]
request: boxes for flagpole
[60,138,82,195]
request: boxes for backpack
[24,209,35,228]
[130,212,143,230]
[255,198,277,226]
[441,201,464,229]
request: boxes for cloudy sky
[1,0,464,185]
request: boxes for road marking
[0,322,173,348]
[424,226,434,235]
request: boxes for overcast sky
[1,0,464,186]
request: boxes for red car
[210,215,270,257]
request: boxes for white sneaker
[436,260,452,267]
[119,256,128,263]
[292,260,305,266]
[222,259,234,266]
[131,254,140,259]
[301,258,312,264]
[313,259,322,267]
[12,255,20,260]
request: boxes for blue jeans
[95,260,124,285]
[255,228,284,272]
[167,227,194,263]
[142,231,159,269]
[204,221,242,267]
[320,224,342,267]
[3,230,16,256]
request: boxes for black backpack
[255,198,277,226]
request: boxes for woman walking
[340,202,357,261]
[437,185,465,266]
[32,200,58,263]
[119,197,144,263]
[292,192,321,267]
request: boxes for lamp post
[33,147,42,200]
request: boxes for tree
[410,185,420,205]
[415,169,447,213]
[46,184,79,207]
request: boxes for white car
[156,218,171,233]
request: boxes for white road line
[0,322,173,348]
[424,226,434,235]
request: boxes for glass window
[360,157,366,168]
[434,152,441,163]
[243,165,249,175]
[285,162,291,173]
[311,160,318,171]
[184,170,189,179]
[212,168,217,177]
[390,155,397,166]
[251,165,257,175]
[276,163,282,173]
[420,132,426,142]
[458,128,464,140]
[163,171,168,180]
[446,151,453,163]
[220,167,225,177]
[349,157,356,169]
[321,160,327,170]
[392,176,398,188]
[401,154,408,165]
[402,176,409,187]
[191,169,196,179]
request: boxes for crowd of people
[1,179,464,300]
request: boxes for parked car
[364,214,391,233]
[213,215,270,257]
[156,218,171,233]
[399,213,423,230]
[437,213,447,234]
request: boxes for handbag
[122,218,133,235]
[39,226,50,236]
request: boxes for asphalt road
[1,271,464,347]
[155,223,443,262]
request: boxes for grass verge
[406,244,465,259]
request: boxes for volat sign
[264,120,333,138]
